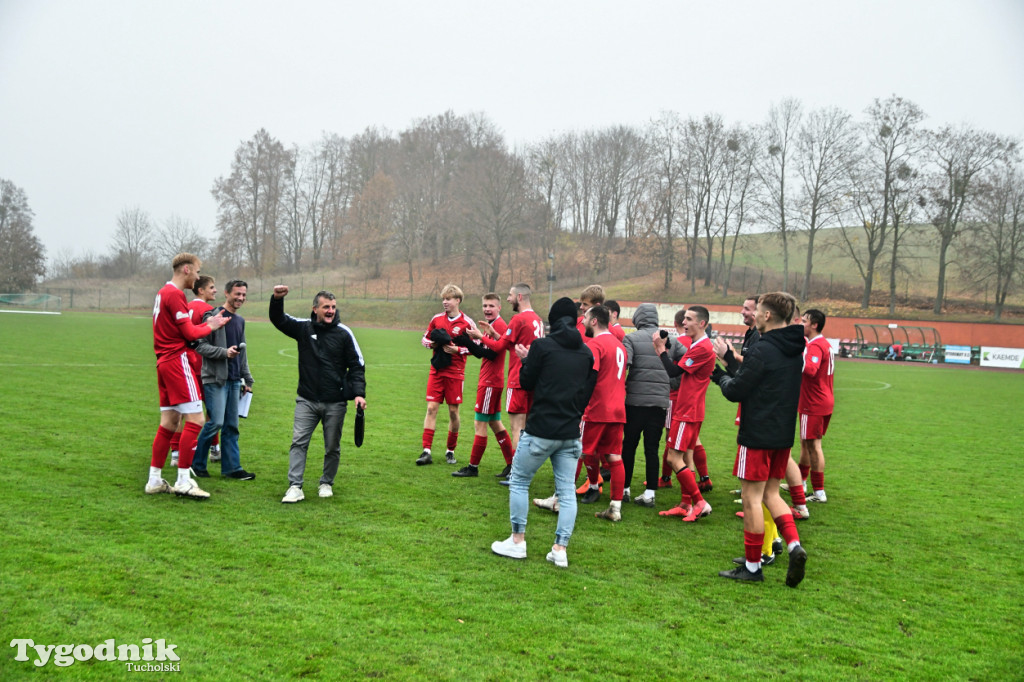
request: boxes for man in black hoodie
[270,285,367,504]
[712,291,808,587]
[491,297,596,569]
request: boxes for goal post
[0,293,63,314]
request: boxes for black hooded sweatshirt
[714,324,805,449]
[519,314,597,441]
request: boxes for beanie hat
[548,297,578,325]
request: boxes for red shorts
[426,374,463,405]
[475,384,503,415]
[505,387,533,415]
[157,353,203,408]
[666,420,702,452]
[187,349,205,401]
[800,413,831,440]
[581,421,624,456]
[733,445,791,482]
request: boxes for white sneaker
[533,494,560,513]
[546,548,568,568]
[281,485,305,504]
[808,490,828,503]
[172,478,210,500]
[210,445,221,462]
[594,505,621,522]
[170,450,179,467]
[145,478,172,495]
[318,484,333,498]
[491,535,527,559]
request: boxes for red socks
[177,421,201,469]
[811,471,825,492]
[676,469,703,504]
[495,432,513,465]
[170,429,181,453]
[799,464,811,482]
[693,444,709,478]
[661,442,672,479]
[446,430,459,452]
[790,484,808,506]
[470,435,487,466]
[609,460,625,501]
[151,425,175,468]
[773,513,800,546]
[584,454,601,486]
[422,428,435,450]
[745,531,765,563]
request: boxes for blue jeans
[193,380,242,475]
[508,432,582,547]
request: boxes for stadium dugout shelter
[853,323,941,362]
[0,293,62,315]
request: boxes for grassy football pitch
[1,311,1021,680]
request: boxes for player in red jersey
[799,309,835,503]
[576,305,629,522]
[473,283,544,472]
[417,284,477,466]
[652,305,717,522]
[147,253,227,499]
[605,300,626,341]
[452,293,516,478]
[169,275,220,467]
[574,284,605,338]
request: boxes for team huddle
[419,283,835,585]
[146,253,834,585]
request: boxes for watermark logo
[10,638,180,670]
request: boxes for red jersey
[477,316,508,388]
[583,332,627,423]
[186,298,215,374]
[671,335,715,423]
[800,335,835,415]
[152,282,213,365]
[482,309,543,389]
[610,323,625,341]
[424,311,477,379]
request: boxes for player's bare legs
[805,437,826,502]
[417,401,442,465]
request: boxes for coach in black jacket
[270,285,367,504]
[712,291,808,587]
[491,297,596,569]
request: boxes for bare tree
[716,126,759,297]
[680,114,727,293]
[157,214,208,263]
[840,96,925,308]
[923,125,1018,313]
[111,206,154,277]
[960,161,1024,319]
[0,179,46,291]
[756,98,803,292]
[347,172,396,279]
[646,113,687,289]
[211,129,291,276]
[279,145,311,273]
[795,106,858,301]
[456,148,531,292]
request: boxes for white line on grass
[837,379,892,391]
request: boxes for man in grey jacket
[192,280,256,480]
[621,303,674,507]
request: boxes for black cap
[549,297,578,325]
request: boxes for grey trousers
[288,396,347,487]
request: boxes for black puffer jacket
[520,313,597,441]
[270,296,366,403]
[715,325,805,449]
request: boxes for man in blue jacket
[491,297,596,569]
[270,286,367,503]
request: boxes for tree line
[11,94,1024,318]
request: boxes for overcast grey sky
[2,0,1022,261]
